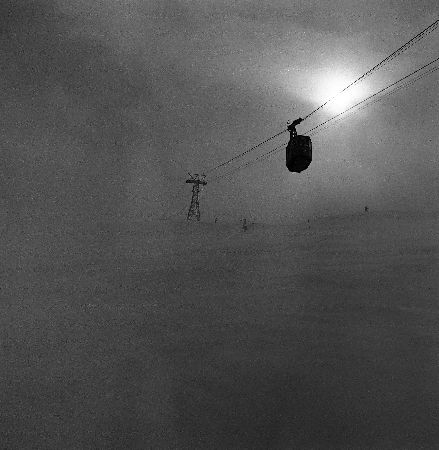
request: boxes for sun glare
[314,73,368,115]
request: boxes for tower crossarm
[186,179,207,185]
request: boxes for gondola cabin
[286,118,312,173]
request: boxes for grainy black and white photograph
[1,1,438,448]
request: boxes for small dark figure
[242,218,248,232]
[215,217,218,223]
[364,206,369,213]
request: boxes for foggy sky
[1,0,438,226]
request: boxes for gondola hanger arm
[287,117,303,137]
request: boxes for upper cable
[302,19,439,120]
[203,19,438,177]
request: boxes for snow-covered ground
[1,211,438,448]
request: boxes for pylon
[186,173,207,221]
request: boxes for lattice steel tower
[186,173,207,221]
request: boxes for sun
[314,72,368,115]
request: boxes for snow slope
[1,211,438,448]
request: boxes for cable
[208,58,438,182]
[210,143,286,183]
[306,56,439,135]
[204,129,287,174]
[203,20,438,177]
[302,19,439,120]
[312,66,439,136]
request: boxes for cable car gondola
[286,118,312,173]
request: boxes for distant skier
[242,218,248,232]
[364,206,369,213]
[215,217,218,224]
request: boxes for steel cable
[209,58,438,183]
[202,19,438,176]
[302,19,439,120]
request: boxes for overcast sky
[1,0,438,226]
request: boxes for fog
[2,2,438,447]
[2,211,438,448]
